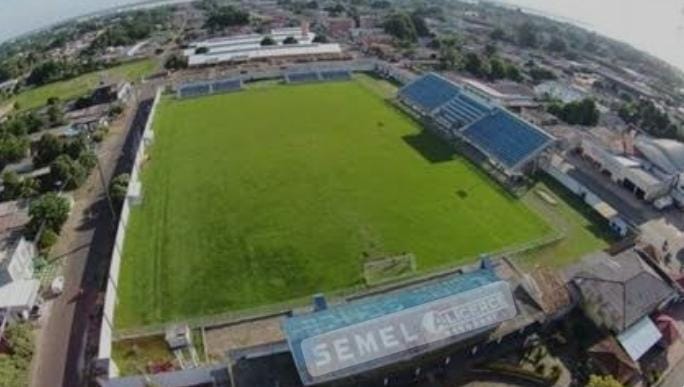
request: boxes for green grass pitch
[116,79,552,328]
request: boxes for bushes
[547,98,599,126]
[28,192,70,236]
[38,228,59,251]
[0,323,34,387]
[109,173,130,207]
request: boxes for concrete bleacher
[178,83,212,98]
[398,73,461,112]
[177,78,243,98]
[399,73,555,172]
[286,72,321,83]
[435,93,493,129]
[320,69,351,81]
[212,78,242,93]
[462,109,554,169]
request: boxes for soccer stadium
[113,70,560,329]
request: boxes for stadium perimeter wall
[96,88,162,377]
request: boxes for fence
[97,87,162,375]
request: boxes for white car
[51,276,65,296]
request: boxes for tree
[38,228,58,251]
[33,133,64,167]
[1,171,22,200]
[587,375,623,387]
[548,98,599,126]
[529,67,557,82]
[109,173,130,207]
[484,43,497,57]
[28,192,70,235]
[283,36,298,45]
[516,22,538,48]
[488,58,506,80]
[0,355,24,387]
[49,154,87,190]
[618,99,677,138]
[78,150,97,171]
[260,36,276,46]
[410,12,430,37]
[312,34,328,43]
[383,13,418,42]
[64,135,89,160]
[164,54,188,70]
[47,103,65,127]
[490,27,505,41]
[0,323,34,387]
[0,135,28,166]
[546,36,567,52]
[439,44,459,70]
[505,63,523,82]
[464,53,483,76]
[204,6,250,32]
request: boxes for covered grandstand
[176,77,242,98]
[282,269,517,385]
[398,73,555,176]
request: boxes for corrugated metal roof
[617,316,662,361]
[283,269,517,384]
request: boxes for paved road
[29,95,142,387]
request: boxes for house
[0,200,40,323]
[0,201,34,285]
[570,248,676,333]
[65,104,111,132]
[90,82,132,105]
[568,248,677,365]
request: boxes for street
[29,91,146,387]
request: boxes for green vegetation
[28,192,71,236]
[515,176,617,268]
[464,53,522,82]
[117,81,551,327]
[383,12,420,42]
[0,323,34,387]
[112,336,175,376]
[7,59,156,112]
[618,99,679,139]
[587,375,623,387]
[547,98,600,126]
[204,5,250,32]
[110,173,131,208]
[83,10,170,55]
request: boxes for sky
[496,0,684,71]
[0,0,683,70]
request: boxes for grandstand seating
[287,72,320,83]
[212,78,242,93]
[178,83,211,98]
[399,73,461,112]
[462,109,553,169]
[435,93,492,129]
[320,69,351,81]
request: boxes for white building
[185,26,342,66]
[581,139,670,202]
[0,200,40,322]
[534,81,586,103]
[580,136,684,207]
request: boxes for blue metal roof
[284,269,499,340]
[283,269,511,384]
